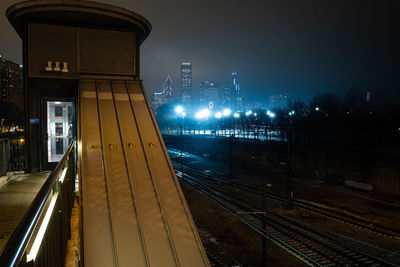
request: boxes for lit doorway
[43,100,75,170]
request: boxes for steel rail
[177,166,399,266]
[179,172,322,266]
[174,159,400,240]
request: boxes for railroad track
[173,161,400,241]
[197,227,242,267]
[177,169,400,266]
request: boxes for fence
[0,138,11,177]
[0,136,26,177]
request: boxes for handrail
[0,138,76,267]
[0,133,24,140]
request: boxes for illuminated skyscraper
[0,55,23,111]
[269,94,288,109]
[151,75,174,115]
[200,80,220,110]
[163,75,173,97]
[181,62,192,104]
[221,86,233,108]
[232,72,242,111]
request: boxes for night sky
[1,0,399,103]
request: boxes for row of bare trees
[154,88,400,146]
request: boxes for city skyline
[1,0,398,104]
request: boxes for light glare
[175,105,184,114]
[223,108,232,116]
[195,109,211,119]
[27,192,59,262]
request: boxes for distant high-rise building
[232,72,242,111]
[0,55,23,111]
[269,94,288,109]
[181,62,192,104]
[200,81,220,110]
[151,75,174,115]
[151,92,166,115]
[221,86,233,108]
[163,75,173,97]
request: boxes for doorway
[42,99,75,170]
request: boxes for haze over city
[1,0,399,103]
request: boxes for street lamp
[195,109,211,120]
[223,108,232,117]
[175,105,185,179]
[175,105,184,115]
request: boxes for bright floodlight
[233,112,240,118]
[215,112,222,119]
[254,113,257,117]
[267,110,271,115]
[223,108,232,116]
[195,109,211,119]
[175,105,184,114]
[245,110,252,116]
[269,112,275,118]
[315,107,320,111]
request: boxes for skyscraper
[200,81,220,110]
[163,75,173,97]
[181,62,192,104]
[151,92,165,115]
[0,55,23,111]
[232,72,242,111]
[151,75,174,115]
[221,86,233,108]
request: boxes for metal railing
[0,136,26,177]
[0,139,76,267]
[9,137,27,172]
[0,138,11,177]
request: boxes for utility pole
[180,116,184,179]
[262,178,268,266]
[286,130,293,209]
[175,106,185,179]
[228,134,233,177]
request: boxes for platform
[0,172,50,254]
